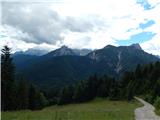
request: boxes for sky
[0,0,160,55]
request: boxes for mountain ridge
[13,43,159,89]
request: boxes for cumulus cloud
[0,25,58,53]
[141,35,160,56]
[2,2,100,45]
[1,0,160,55]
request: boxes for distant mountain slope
[14,48,49,56]
[12,54,39,71]
[20,56,96,88]
[44,46,78,57]
[73,49,92,56]
[156,55,160,59]
[13,44,159,89]
[87,44,159,75]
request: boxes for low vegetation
[2,98,141,120]
[154,97,160,116]
[155,109,160,116]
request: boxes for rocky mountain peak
[60,45,68,49]
[130,43,142,50]
[103,45,116,49]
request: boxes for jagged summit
[14,48,49,56]
[103,44,142,50]
[45,45,77,57]
[60,45,68,49]
[129,43,142,50]
[103,45,116,49]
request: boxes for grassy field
[2,98,141,120]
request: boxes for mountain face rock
[156,55,160,59]
[129,43,142,50]
[115,51,122,74]
[12,54,38,71]
[88,45,117,61]
[73,49,92,56]
[13,44,159,89]
[44,46,77,57]
[87,44,158,75]
[14,48,49,56]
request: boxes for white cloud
[1,0,160,55]
[141,35,160,55]
[139,1,160,55]
[0,26,58,53]
[62,31,117,49]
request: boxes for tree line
[1,45,160,111]
[1,46,48,111]
[121,62,160,103]
[47,61,160,105]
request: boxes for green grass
[155,109,160,116]
[2,98,141,120]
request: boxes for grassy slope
[2,98,141,120]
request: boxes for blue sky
[117,32,156,46]
[137,0,153,10]
[117,0,157,46]
[139,20,155,29]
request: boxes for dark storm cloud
[1,2,97,44]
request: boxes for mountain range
[13,44,159,89]
[14,46,92,57]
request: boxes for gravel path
[135,97,160,120]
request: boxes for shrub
[144,94,154,104]
[154,97,160,110]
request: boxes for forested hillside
[13,44,159,89]
[49,61,160,105]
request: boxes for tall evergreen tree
[85,74,99,100]
[1,46,17,110]
[135,64,142,79]
[73,81,86,102]
[58,86,73,105]
[109,78,119,100]
[97,78,108,97]
[17,79,29,109]
[29,84,47,110]
[28,84,37,110]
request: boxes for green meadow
[2,98,141,120]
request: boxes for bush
[154,97,160,110]
[144,94,154,104]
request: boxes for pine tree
[17,79,29,109]
[109,78,120,100]
[152,79,160,99]
[1,46,17,110]
[126,81,135,101]
[73,82,85,102]
[29,84,47,110]
[58,86,73,105]
[135,64,142,79]
[28,84,37,110]
[85,74,99,100]
[35,91,48,109]
[97,78,108,97]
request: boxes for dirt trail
[135,97,160,120]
